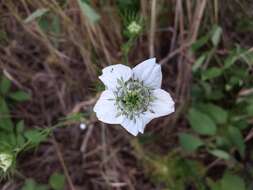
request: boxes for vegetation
[0,0,252,189]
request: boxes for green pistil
[115,78,154,120]
[123,91,140,109]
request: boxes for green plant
[178,25,253,188]
[0,76,88,180]
[49,172,65,190]
[180,26,253,160]
[21,172,65,190]
[21,179,49,190]
[0,76,42,176]
[116,0,144,64]
[208,172,246,190]
[132,139,206,190]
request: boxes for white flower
[0,153,13,172]
[94,58,175,136]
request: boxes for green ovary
[123,91,142,111]
[115,79,153,120]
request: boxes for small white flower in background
[80,123,87,130]
[127,21,142,35]
[0,153,13,172]
[94,58,175,136]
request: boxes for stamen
[114,78,154,120]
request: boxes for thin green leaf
[202,67,223,81]
[192,54,206,72]
[0,98,14,131]
[24,8,49,23]
[211,26,222,46]
[228,126,245,157]
[78,0,100,23]
[16,120,25,133]
[9,91,31,102]
[191,34,210,52]
[24,129,49,145]
[224,53,237,69]
[0,76,11,95]
[209,149,230,160]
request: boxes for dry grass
[0,0,251,189]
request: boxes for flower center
[123,91,140,108]
[115,78,154,120]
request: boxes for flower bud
[127,21,142,35]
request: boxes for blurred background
[0,0,253,189]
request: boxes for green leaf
[9,91,31,101]
[211,26,222,46]
[15,121,26,147]
[187,108,217,135]
[24,8,49,23]
[21,179,48,190]
[51,15,61,48]
[207,89,224,100]
[242,52,253,65]
[192,54,206,72]
[62,112,86,122]
[208,179,222,190]
[22,179,36,190]
[49,172,65,190]
[202,67,223,81]
[191,34,210,52]
[246,103,253,115]
[224,46,250,69]
[0,76,11,95]
[228,126,245,157]
[215,136,230,148]
[78,0,100,23]
[224,53,237,69]
[0,98,14,131]
[204,104,228,124]
[211,184,222,190]
[16,120,25,133]
[179,133,204,152]
[0,132,16,148]
[221,173,245,190]
[209,149,230,160]
[24,129,49,145]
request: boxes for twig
[149,0,157,57]
[160,40,192,65]
[52,138,77,190]
[80,125,94,153]
[70,95,99,114]
[2,181,14,190]
[190,0,207,42]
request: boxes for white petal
[133,58,162,89]
[121,117,143,136]
[137,114,153,134]
[93,90,123,124]
[99,64,132,90]
[146,89,175,119]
